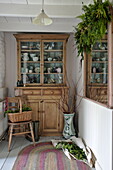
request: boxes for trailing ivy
[74,0,112,57]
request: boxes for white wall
[66,33,83,112]
[0,32,8,137]
[0,32,8,100]
[78,99,113,170]
[0,100,7,137]
[0,32,5,88]
[66,33,82,88]
[5,32,17,97]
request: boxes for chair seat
[8,120,32,125]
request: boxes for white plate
[22,46,28,48]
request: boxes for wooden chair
[7,97,35,151]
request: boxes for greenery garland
[74,0,112,58]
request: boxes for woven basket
[8,98,32,123]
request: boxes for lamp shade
[32,9,52,25]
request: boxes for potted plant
[74,0,112,58]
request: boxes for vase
[63,113,75,139]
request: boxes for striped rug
[12,142,91,170]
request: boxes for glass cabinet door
[20,41,41,85]
[18,40,66,86]
[90,40,108,85]
[43,41,64,85]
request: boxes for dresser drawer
[43,89,62,95]
[23,90,41,95]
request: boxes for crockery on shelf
[21,46,28,49]
[29,70,33,73]
[35,67,40,73]
[56,67,61,73]
[33,56,38,61]
[23,53,29,61]
[48,57,52,61]
[30,53,36,57]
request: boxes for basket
[8,98,32,123]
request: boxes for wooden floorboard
[0,137,16,170]
[1,137,29,170]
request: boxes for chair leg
[29,122,35,146]
[8,125,13,152]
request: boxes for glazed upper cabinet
[14,34,69,86]
[85,20,113,108]
[85,35,108,104]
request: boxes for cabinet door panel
[41,99,60,133]
[20,40,41,85]
[27,100,40,121]
[42,40,65,85]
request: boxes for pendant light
[32,0,52,25]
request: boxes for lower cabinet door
[27,100,40,121]
[27,100,42,135]
[26,97,63,136]
[41,99,61,135]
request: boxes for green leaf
[74,0,112,57]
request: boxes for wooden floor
[0,135,63,170]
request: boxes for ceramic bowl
[33,57,38,61]
[101,57,106,61]
[23,53,28,56]
[23,55,29,61]
[30,53,36,58]
[48,57,52,61]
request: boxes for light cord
[42,0,44,10]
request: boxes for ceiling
[0,0,94,32]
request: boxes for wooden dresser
[14,33,69,136]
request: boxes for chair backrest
[7,96,27,112]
